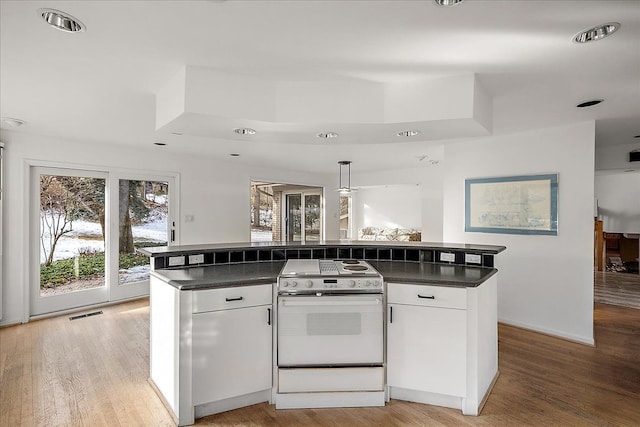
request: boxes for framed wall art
[465,174,558,235]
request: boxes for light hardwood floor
[1,300,638,426]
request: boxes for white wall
[352,184,422,237]
[595,172,640,233]
[0,134,333,325]
[442,122,595,345]
[352,163,444,242]
[1,123,599,345]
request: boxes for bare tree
[119,180,135,253]
[40,176,79,266]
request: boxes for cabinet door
[192,305,272,405]
[387,303,466,397]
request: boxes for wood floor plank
[1,297,639,426]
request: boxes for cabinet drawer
[192,284,272,313]
[387,283,466,309]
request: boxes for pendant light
[338,161,353,194]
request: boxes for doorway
[250,182,323,242]
[31,166,176,317]
[594,170,640,309]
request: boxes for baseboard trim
[28,296,149,323]
[148,378,178,425]
[478,370,500,414]
[498,320,595,347]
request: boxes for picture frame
[465,174,558,235]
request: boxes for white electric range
[275,259,386,409]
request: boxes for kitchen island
[141,241,504,426]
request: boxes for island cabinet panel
[385,279,498,416]
[192,304,272,405]
[387,299,467,397]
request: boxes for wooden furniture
[594,219,604,271]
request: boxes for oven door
[277,294,384,366]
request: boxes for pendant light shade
[338,161,352,194]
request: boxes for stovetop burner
[341,259,361,265]
[343,265,369,271]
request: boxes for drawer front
[387,283,466,309]
[278,367,384,393]
[192,284,272,313]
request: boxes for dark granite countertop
[138,240,506,256]
[151,260,496,290]
[151,261,285,290]
[369,261,497,288]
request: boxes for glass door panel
[39,175,107,296]
[118,179,169,286]
[304,194,321,241]
[287,194,302,242]
[32,168,109,316]
[285,192,322,242]
[340,195,351,239]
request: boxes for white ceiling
[1,0,639,173]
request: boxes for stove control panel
[279,277,383,291]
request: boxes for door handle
[267,308,271,325]
[390,306,393,324]
[281,298,381,307]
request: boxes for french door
[31,166,176,317]
[284,192,322,242]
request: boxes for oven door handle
[280,298,382,307]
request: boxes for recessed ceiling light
[316,132,339,139]
[434,0,464,6]
[576,99,603,108]
[573,22,620,44]
[233,128,256,135]
[1,117,25,127]
[230,153,240,157]
[153,142,167,146]
[397,130,421,137]
[38,8,85,33]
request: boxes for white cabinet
[192,303,272,405]
[387,301,466,397]
[386,279,498,416]
[149,280,273,426]
[191,283,272,408]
